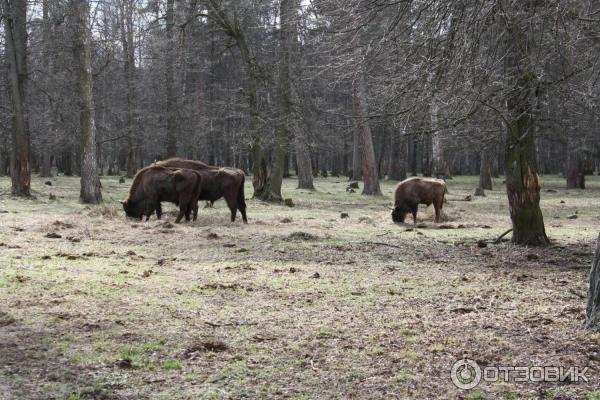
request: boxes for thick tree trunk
[73,0,102,203]
[503,6,548,246]
[479,149,492,190]
[586,234,600,330]
[165,0,177,157]
[3,0,31,196]
[352,63,381,195]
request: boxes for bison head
[391,206,406,223]
[121,199,144,220]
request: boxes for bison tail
[238,174,247,208]
[238,173,248,223]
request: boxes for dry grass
[0,174,600,399]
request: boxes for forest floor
[1,174,600,399]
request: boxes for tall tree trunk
[165,0,177,157]
[120,0,138,177]
[2,0,31,196]
[389,129,407,181]
[502,5,548,246]
[352,62,381,195]
[566,137,585,189]
[350,120,362,180]
[430,98,449,179]
[295,128,314,189]
[262,0,296,201]
[479,148,492,190]
[586,234,600,330]
[73,0,102,203]
[410,135,418,176]
[207,0,268,197]
[422,132,432,177]
[39,0,53,178]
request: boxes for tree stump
[586,233,600,330]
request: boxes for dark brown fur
[392,177,447,224]
[122,166,202,223]
[157,158,248,223]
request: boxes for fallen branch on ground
[494,228,513,244]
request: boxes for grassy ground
[1,174,599,399]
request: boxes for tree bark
[165,0,177,157]
[262,0,296,201]
[430,98,450,179]
[389,129,407,181]
[39,0,53,178]
[352,62,381,195]
[422,132,432,177]
[120,0,138,177]
[479,148,492,190]
[502,4,548,246]
[2,0,31,196]
[73,0,102,203]
[566,137,585,189]
[295,128,314,189]
[207,0,268,197]
[586,234,600,330]
[350,127,362,181]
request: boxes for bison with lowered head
[122,166,202,223]
[157,158,248,223]
[392,177,447,224]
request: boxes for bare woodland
[2,1,600,397]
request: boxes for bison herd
[122,158,247,224]
[122,159,446,225]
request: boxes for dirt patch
[284,231,320,241]
[184,339,228,357]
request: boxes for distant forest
[2,0,599,243]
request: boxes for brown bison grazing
[392,177,447,224]
[156,158,248,223]
[122,166,202,223]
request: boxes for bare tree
[501,0,548,245]
[73,0,102,203]
[165,0,177,158]
[352,56,380,195]
[2,0,31,196]
[119,0,138,177]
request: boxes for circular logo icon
[451,358,482,390]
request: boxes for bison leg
[434,200,443,223]
[239,203,248,224]
[192,202,199,221]
[175,207,185,223]
[224,194,238,222]
[156,203,162,220]
[412,206,418,224]
[228,204,237,222]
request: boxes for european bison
[391,177,447,224]
[156,158,248,223]
[122,166,202,223]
